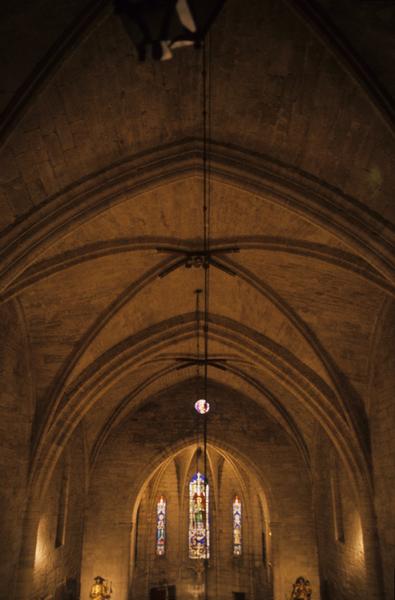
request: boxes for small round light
[194,399,210,414]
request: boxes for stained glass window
[233,496,242,556]
[189,472,209,559]
[156,496,166,556]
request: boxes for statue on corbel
[290,576,312,600]
[90,576,112,600]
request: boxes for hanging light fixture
[114,0,226,61]
[194,399,210,414]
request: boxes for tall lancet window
[156,496,166,556]
[189,472,209,559]
[233,496,242,556]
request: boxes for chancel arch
[128,445,273,599]
[75,370,376,600]
[81,414,299,600]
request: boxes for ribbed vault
[0,1,394,599]
[4,147,389,521]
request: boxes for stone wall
[31,425,86,600]
[370,300,395,600]
[0,301,33,600]
[312,433,368,600]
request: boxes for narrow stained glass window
[233,496,242,556]
[156,496,166,556]
[189,472,209,559]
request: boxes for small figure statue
[290,576,312,600]
[90,576,112,600]
[193,492,206,527]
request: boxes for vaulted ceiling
[0,0,394,498]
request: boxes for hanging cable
[202,29,212,599]
[202,28,211,403]
[195,288,202,475]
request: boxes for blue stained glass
[233,496,242,556]
[189,472,209,559]
[156,496,166,556]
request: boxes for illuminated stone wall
[0,302,33,597]
[312,435,368,600]
[31,427,86,600]
[370,302,395,600]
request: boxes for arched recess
[14,422,89,600]
[0,141,394,292]
[79,430,316,600]
[124,443,274,600]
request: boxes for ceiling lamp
[195,399,210,414]
[114,0,226,60]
